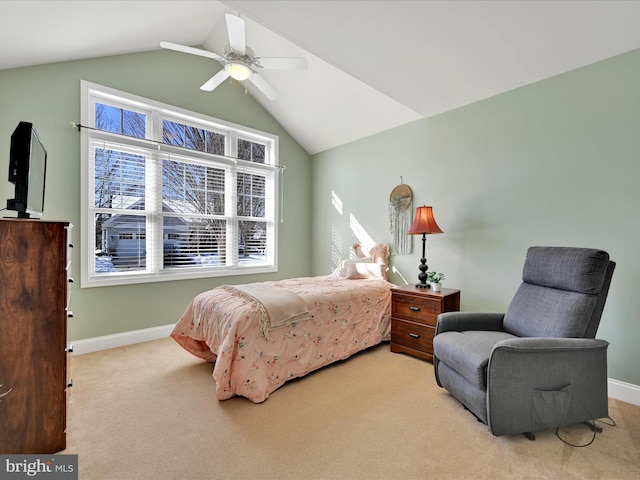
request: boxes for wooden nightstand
[390,285,460,362]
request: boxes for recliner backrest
[503,247,613,339]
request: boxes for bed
[170,243,394,403]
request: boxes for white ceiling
[2,1,640,154]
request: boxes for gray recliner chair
[433,246,615,439]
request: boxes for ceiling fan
[160,13,307,100]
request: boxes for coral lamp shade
[407,206,443,235]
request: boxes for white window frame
[80,81,279,288]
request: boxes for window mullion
[228,132,238,269]
[228,131,238,159]
[227,165,238,267]
[148,112,163,273]
[145,147,159,273]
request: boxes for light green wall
[0,49,312,341]
[311,48,640,386]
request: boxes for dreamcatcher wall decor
[388,180,413,255]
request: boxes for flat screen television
[6,121,47,219]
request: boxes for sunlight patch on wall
[349,213,375,249]
[331,190,346,270]
[331,223,344,268]
[332,191,343,215]
[392,265,410,285]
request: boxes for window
[80,81,279,287]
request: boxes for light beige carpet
[64,338,640,480]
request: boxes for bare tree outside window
[237,138,267,257]
[163,120,225,154]
[96,103,145,139]
[238,138,265,164]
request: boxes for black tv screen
[6,121,47,219]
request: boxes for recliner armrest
[436,311,505,335]
[489,337,609,382]
[486,337,609,436]
[492,336,609,353]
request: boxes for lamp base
[414,234,431,290]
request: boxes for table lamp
[407,205,443,288]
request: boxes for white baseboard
[71,325,640,407]
[608,378,640,407]
[70,324,175,355]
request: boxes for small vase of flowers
[427,272,445,292]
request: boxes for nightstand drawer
[391,320,435,355]
[392,293,439,325]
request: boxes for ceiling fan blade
[256,57,308,70]
[160,41,224,61]
[200,70,230,92]
[248,73,279,101]
[225,13,246,52]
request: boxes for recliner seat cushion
[433,330,516,390]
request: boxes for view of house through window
[81,82,278,287]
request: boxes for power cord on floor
[556,423,596,447]
[597,416,617,427]
[555,392,616,447]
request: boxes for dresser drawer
[391,319,435,355]
[392,293,440,325]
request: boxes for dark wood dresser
[0,219,73,453]
[390,285,460,362]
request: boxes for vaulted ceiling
[2,1,640,154]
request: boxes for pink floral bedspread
[171,275,393,402]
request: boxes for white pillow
[345,262,384,280]
[331,257,373,277]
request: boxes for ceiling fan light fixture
[225,62,252,81]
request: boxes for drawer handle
[409,306,421,312]
[408,332,420,339]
